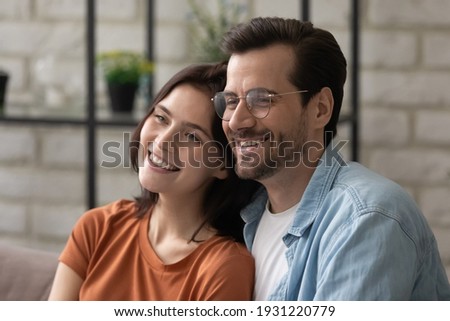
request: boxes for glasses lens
[213,89,272,121]
[247,88,271,118]
[213,93,224,119]
[214,92,239,121]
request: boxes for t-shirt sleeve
[58,206,107,280]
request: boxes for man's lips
[232,132,271,149]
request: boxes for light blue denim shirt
[242,149,450,300]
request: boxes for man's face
[222,44,312,182]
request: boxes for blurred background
[0,0,449,278]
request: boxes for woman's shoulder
[197,236,253,264]
[69,199,140,255]
[191,236,254,286]
[77,199,138,229]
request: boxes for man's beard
[234,118,308,181]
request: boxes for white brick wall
[311,0,350,28]
[40,128,86,168]
[0,127,36,162]
[361,31,417,68]
[359,0,450,274]
[0,202,27,234]
[360,108,410,146]
[362,71,450,106]
[369,149,450,185]
[253,0,300,19]
[0,0,31,20]
[1,0,449,277]
[415,111,450,145]
[420,187,450,225]
[424,33,450,67]
[368,0,450,26]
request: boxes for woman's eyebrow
[155,104,212,139]
[154,104,171,115]
[183,121,211,139]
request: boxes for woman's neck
[152,194,205,239]
[147,193,215,264]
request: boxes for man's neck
[261,146,324,213]
[262,165,316,213]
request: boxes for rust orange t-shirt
[59,199,254,300]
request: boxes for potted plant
[187,0,247,62]
[97,50,153,113]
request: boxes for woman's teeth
[149,153,178,171]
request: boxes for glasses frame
[212,88,309,121]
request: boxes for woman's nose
[154,127,177,152]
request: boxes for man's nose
[227,100,256,132]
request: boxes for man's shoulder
[324,162,431,238]
[332,162,415,209]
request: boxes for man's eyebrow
[222,90,236,95]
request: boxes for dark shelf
[0,116,86,126]
[0,115,139,127]
[0,103,143,127]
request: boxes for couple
[49,17,450,301]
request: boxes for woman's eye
[186,132,201,143]
[154,114,165,122]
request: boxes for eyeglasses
[211,88,308,121]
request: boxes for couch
[0,242,58,300]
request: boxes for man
[212,17,450,300]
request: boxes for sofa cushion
[0,243,58,300]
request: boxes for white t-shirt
[252,201,298,300]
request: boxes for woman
[48,62,260,300]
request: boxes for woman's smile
[147,143,179,172]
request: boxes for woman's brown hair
[130,62,260,243]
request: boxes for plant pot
[107,82,138,113]
[0,71,9,115]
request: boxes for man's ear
[312,87,334,129]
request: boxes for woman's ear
[312,87,334,129]
[213,165,229,180]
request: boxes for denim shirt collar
[241,145,344,250]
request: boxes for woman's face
[139,84,227,196]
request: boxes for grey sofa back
[0,243,58,300]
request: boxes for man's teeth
[149,154,177,170]
[240,141,260,148]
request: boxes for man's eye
[225,97,239,109]
[252,96,271,107]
